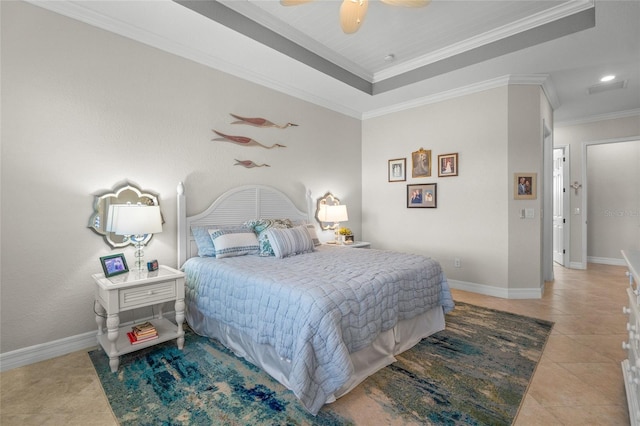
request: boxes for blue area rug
[89,302,553,425]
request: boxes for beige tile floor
[0,263,632,425]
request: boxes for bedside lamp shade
[107,204,163,236]
[106,204,162,271]
[318,204,349,223]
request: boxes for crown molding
[555,108,640,127]
[374,0,595,82]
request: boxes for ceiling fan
[280,0,431,34]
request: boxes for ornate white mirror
[88,182,161,248]
[315,192,341,230]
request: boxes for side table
[92,265,185,372]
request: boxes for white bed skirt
[185,302,445,405]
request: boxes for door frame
[553,144,570,267]
[580,136,639,268]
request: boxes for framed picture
[407,183,437,208]
[438,153,458,177]
[100,253,129,278]
[514,173,537,200]
[388,158,406,182]
[411,148,431,178]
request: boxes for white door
[553,148,565,265]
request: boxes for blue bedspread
[183,246,454,414]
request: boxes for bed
[177,183,454,415]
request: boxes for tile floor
[0,263,632,425]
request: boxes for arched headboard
[177,183,310,266]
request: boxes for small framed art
[407,183,437,208]
[438,153,458,177]
[411,148,431,178]
[388,158,406,182]
[514,173,537,200]
[100,253,129,278]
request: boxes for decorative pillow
[303,223,321,246]
[244,218,293,256]
[208,229,259,258]
[265,226,315,259]
[191,226,216,257]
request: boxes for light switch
[525,208,535,219]
[574,208,581,215]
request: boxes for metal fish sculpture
[234,159,270,168]
[212,130,286,149]
[229,114,298,129]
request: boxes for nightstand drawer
[120,281,176,309]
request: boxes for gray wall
[1,1,362,354]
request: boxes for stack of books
[127,321,158,345]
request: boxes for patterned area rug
[89,302,553,425]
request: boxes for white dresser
[622,249,640,426]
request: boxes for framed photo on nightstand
[99,253,129,277]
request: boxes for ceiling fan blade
[380,0,431,7]
[340,0,369,34]
[280,0,314,6]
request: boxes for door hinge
[563,218,566,223]
[563,188,566,192]
[563,249,566,254]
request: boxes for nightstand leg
[95,301,106,336]
[106,314,120,372]
[175,298,185,350]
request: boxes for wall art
[411,148,431,178]
[438,153,458,177]
[514,173,537,199]
[230,113,298,129]
[388,158,406,182]
[212,130,286,149]
[407,183,437,208]
[234,159,270,168]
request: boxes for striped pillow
[208,229,259,258]
[265,226,315,259]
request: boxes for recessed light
[600,75,615,82]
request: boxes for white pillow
[208,229,259,258]
[264,226,315,259]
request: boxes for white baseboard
[0,331,98,372]
[0,312,177,372]
[569,261,587,270]
[587,256,627,266]
[448,279,543,299]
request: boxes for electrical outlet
[454,258,461,268]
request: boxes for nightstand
[325,241,371,249]
[92,265,185,373]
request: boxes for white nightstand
[325,241,371,249]
[92,265,185,373]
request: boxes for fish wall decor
[234,159,270,168]
[212,130,285,149]
[229,113,298,129]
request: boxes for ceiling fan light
[340,0,369,34]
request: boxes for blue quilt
[183,246,454,414]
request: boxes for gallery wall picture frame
[514,172,537,200]
[411,148,431,178]
[388,158,406,182]
[99,253,129,277]
[407,183,437,208]
[438,153,459,177]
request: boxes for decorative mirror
[88,182,161,248]
[315,192,341,230]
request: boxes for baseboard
[587,256,626,266]
[0,312,177,372]
[448,279,543,299]
[0,331,98,372]
[569,261,587,270]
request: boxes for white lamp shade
[320,204,349,222]
[106,204,162,235]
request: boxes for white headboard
[177,182,310,266]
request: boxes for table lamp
[107,203,162,271]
